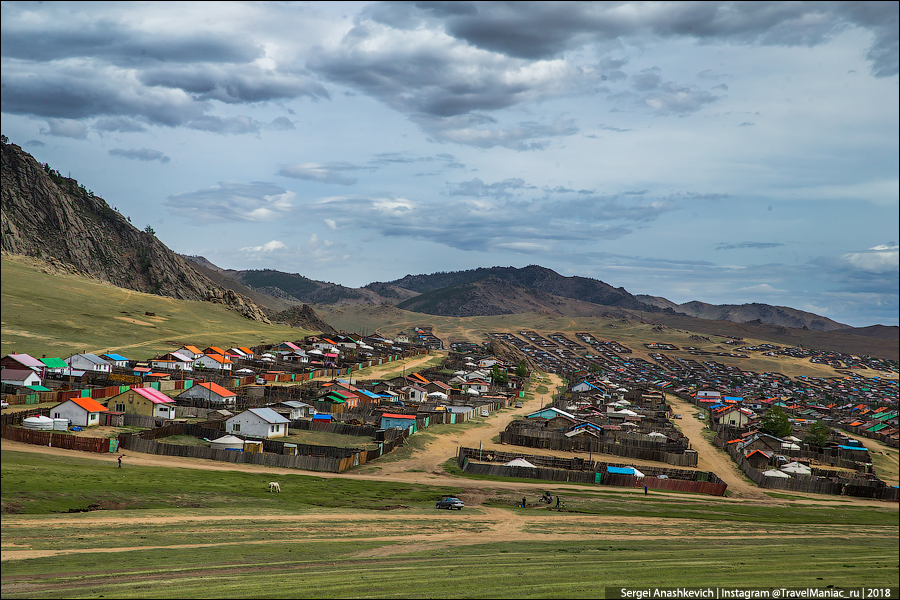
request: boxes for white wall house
[225,408,290,438]
[195,353,233,372]
[51,397,108,427]
[65,353,112,373]
[1,368,43,388]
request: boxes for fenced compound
[456,447,727,496]
[117,422,412,473]
[724,443,898,501]
[0,407,50,426]
[499,429,698,467]
[1,425,114,453]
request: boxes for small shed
[380,413,417,432]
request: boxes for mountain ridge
[1,141,269,323]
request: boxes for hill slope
[1,141,268,322]
[637,296,850,332]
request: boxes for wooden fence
[725,443,898,501]
[117,422,412,473]
[499,430,698,467]
[456,448,727,496]
[1,425,113,453]
[0,407,50,426]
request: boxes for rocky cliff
[1,140,270,323]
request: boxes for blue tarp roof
[104,353,129,361]
[607,466,636,475]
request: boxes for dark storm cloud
[0,4,327,133]
[137,65,329,104]
[716,241,785,250]
[166,181,295,224]
[361,1,897,76]
[108,148,171,164]
[0,20,263,65]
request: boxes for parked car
[515,402,523,408]
[435,496,464,510]
[480,408,489,417]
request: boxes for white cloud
[240,240,286,253]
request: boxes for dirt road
[664,394,767,500]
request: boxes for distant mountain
[226,269,385,305]
[1,140,269,323]
[396,277,634,318]
[636,296,851,332]
[387,265,653,312]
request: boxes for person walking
[556,495,560,508]
[644,485,648,495]
[118,455,122,468]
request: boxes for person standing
[556,495,560,508]
[118,455,122,468]
[522,497,526,508]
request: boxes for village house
[51,397,108,427]
[1,353,45,374]
[104,386,176,419]
[150,352,195,372]
[178,345,204,360]
[65,353,112,374]
[1,368,43,389]
[225,408,290,438]
[176,382,237,406]
[100,353,130,368]
[195,353,233,372]
[271,400,314,420]
[402,384,427,403]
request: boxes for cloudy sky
[2,1,897,327]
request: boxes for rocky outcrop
[272,304,337,334]
[1,140,270,323]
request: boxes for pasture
[2,448,897,598]
[0,256,308,360]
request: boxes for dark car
[435,496,464,510]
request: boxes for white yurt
[780,461,812,475]
[210,435,245,451]
[23,415,54,430]
[763,469,792,478]
[504,458,537,468]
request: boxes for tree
[490,365,508,386]
[759,406,792,439]
[803,421,831,448]
[515,360,528,377]
[144,225,156,235]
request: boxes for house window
[233,424,240,432]
[116,404,125,412]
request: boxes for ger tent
[504,458,537,468]
[763,469,792,478]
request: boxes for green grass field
[1,256,310,360]
[2,449,897,598]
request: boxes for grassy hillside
[1,256,313,360]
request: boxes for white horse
[268,481,281,493]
